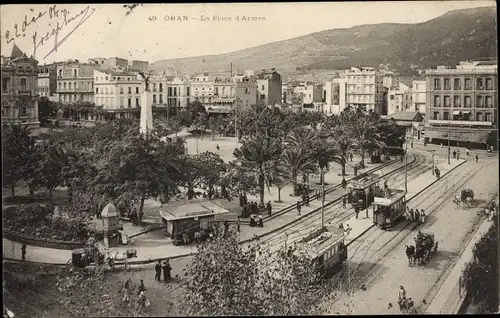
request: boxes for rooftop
[296,226,345,258]
[158,200,230,221]
[389,111,423,122]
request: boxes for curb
[345,159,467,247]
[128,225,166,239]
[2,229,86,250]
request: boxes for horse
[398,297,415,314]
[405,245,415,266]
[414,247,425,266]
[453,196,461,208]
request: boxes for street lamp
[430,150,436,175]
[321,168,325,227]
[447,121,451,165]
[404,135,408,194]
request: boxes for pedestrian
[350,153,353,162]
[414,210,420,225]
[216,144,220,152]
[235,217,241,232]
[258,215,264,227]
[399,285,407,301]
[457,150,460,160]
[476,154,479,162]
[453,150,456,159]
[138,210,144,226]
[420,210,426,224]
[21,243,26,261]
[162,260,172,283]
[409,208,414,223]
[137,279,146,295]
[297,201,302,215]
[343,196,347,208]
[155,260,162,282]
[411,141,413,148]
[305,193,310,206]
[342,178,347,189]
[267,201,272,216]
[384,180,388,190]
[466,149,469,156]
[355,205,359,219]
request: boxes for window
[20,106,27,116]
[96,87,99,94]
[464,78,471,90]
[433,95,441,107]
[486,96,492,108]
[476,96,484,108]
[159,83,163,92]
[159,94,163,103]
[464,95,471,107]
[476,78,483,90]
[187,87,190,96]
[454,78,461,90]
[444,95,450,107]
[73,69,77,77]
[120,87,123,94]
[136,98,140,106]
[453,95,460,107]
[443,111,449,120]
[2,78,10,91]
[69,82,72,90]
[128,98,131,107]
[222,87,226,96]
[120,97,124,107]
[136,87,139,94]
[105,76,109,81]
[74,81,77,89]
[59,70,63,77]
[20,78,27,90]
[261,85,265,90]
[485,78,492,90]
[215,87,219,95]
[153,83,157,91]
[168,87,172,96]
[433,78,441,90]
[485,113,492,122]
[153,95,157,103]
[476,112,483,121]
[444,78,450,90]
[128,87,131,94]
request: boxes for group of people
[405,207,426,225]
[119,278,150,312]
[154,259,172,283]
[249,214,264,227]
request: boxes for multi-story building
[323,78,347,115]
[56,60,99,103]
[256,68,282,106]
[412,79,426,114]
[190,73,216,106]
[387,81,412,115]
[207,76,257,114]
[101,57,129,70]
[128,60,149,72]
[167,77,190,112]
[345,67,384,112]
[93,69,143,119]
[293,84,323,104]
[1,44,40,127]
[37,63,57,100]
[424,60,498,149]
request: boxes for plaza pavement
[2,151,465,266]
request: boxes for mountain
[152,6,497,74]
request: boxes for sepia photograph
[1,1,498,317]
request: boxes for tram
[372,189,406,229]
[295,226,347,277]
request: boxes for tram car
[372,189,406,229]
[295,226,347,277]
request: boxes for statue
[138,71,150,92]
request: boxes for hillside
[152,6,497,74]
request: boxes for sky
[0,1,495,65]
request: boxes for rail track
[316,162,487,314]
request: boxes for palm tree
[310,133,336,185]
[233,136,282,206]
[345,107,381,167]
[281,147,312,196]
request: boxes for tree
[180,225,324,316]
[1,123,34,197]
[310,133,337,185]
[220,161,260,198]
[268,160,289,202]
[38,97,57,124]
[324,116,353,180]
[233,136,282,206]
[196,151,226,198]
[343,106,381,166]
[281,147,311,196]
[36,141,65,202]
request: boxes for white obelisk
[140,83,153,135]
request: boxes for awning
[425,128,492,144]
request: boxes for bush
[3,203,90,242]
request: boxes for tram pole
[404,134,408,194]
[447,121,451,165]
[321,168,325,228]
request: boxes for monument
[139,72,153,135]
[101,200,120,248]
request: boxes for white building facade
[345,67,384,112]
[412,80,426,114]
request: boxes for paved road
[319,157,498,315]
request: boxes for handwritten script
[4,5,96,60]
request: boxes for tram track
[316,162,486,314]
[258,151,431,251]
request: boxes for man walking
[453,150,457,159]
[343,196,347,209]
[457,150,461,160]
[236,217,240,232]
[297,201,302,216]
[267,201,272,216]
[162,260,172,283]
[155,260,162,282]
[350,153,353,162]
[476,154,479,162]
[409,208,415,223]
[21,244,26,261]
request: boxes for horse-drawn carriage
[405,232,438,266]
[454,189,475,208]
[70,247,137,269]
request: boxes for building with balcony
[1,44,40,127]
[345,67,384,113]
[424,60,498,149]
[256,68,282,106]
[412,79,426,114]
[387,81,412,115]
[93,69,143,119]
[323,78,347,115]
[190,73,216,107]
[293,84,323,104]
[56,60,100,103]
[38,63,57,100]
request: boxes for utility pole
[321,168,325,227]
[431,152,435,175]
[497,200,500,314]
[447,121,451,165]
[404,134,408,194]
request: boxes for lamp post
[404,135,408,194]
[321,168,325,227]
[447,121,451,165]
[430,150,436,175]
